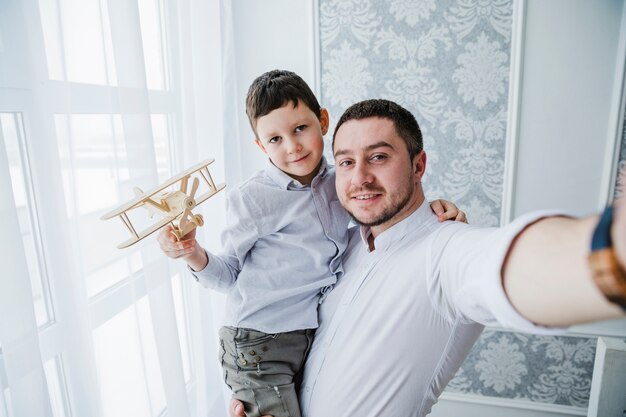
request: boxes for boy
[158,70,465,417]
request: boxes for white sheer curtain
[0,0,239,416]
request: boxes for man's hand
[228,399,272,417]
[430,199,468,223]
[156,225,208,271]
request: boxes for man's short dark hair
[245,69,321,136]
[332,99,423,159]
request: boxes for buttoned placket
[300,242,391,411]
[300,203,432,413]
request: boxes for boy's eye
[295,125,307,133]
[268,136,280,144]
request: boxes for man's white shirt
[299,201,561,417]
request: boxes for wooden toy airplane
[101,159,226,249]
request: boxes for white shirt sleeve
[428,210,568,334]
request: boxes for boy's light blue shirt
[191,157,351,333]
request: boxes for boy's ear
[255,138,267,154]
[320,108,330,135]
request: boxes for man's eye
[371,154,387,161]
[338,160,353,167]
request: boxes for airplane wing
[116,214,178,249]
[101,159,216,220]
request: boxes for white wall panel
[504,0,626,338]
[507,0,626,218]
[231,0,317,179]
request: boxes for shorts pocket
[234,328,277,348]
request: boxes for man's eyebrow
[333,141,394,158]
[333,148,351,158]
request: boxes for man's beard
[345,180,415,227]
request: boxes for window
[1,113,54,328]
[38,0,116,85]
[43,356,72,417]
[171,274,193,383]
[92,298,166,417]
[138,0,169,90]
[1,0,204,414]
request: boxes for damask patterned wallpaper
[318,0,595,408]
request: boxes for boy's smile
[255,100,329,185]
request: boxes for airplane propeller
[189,177,199,200]
[176,177,203,239]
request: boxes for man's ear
[255,138,267,154]
[413,151,427,180]
[320,108,330,135]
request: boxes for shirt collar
[265,156,328,190]
[359,200,434,253]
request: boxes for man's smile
[353,194,380,200]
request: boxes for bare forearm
[186,245,209,272]
[503,216,625,326]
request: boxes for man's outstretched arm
[503,200,626,327]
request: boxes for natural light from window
[43,356,71,417]
[92,297,166,417]
[1,0,214,414]
[1,113,54,328]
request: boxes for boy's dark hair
[245,69,321,136]
[332,99,423,159]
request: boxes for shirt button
[305,386,311,393]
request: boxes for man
[230,99,625,417]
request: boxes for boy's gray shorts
[218,326,315,417]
